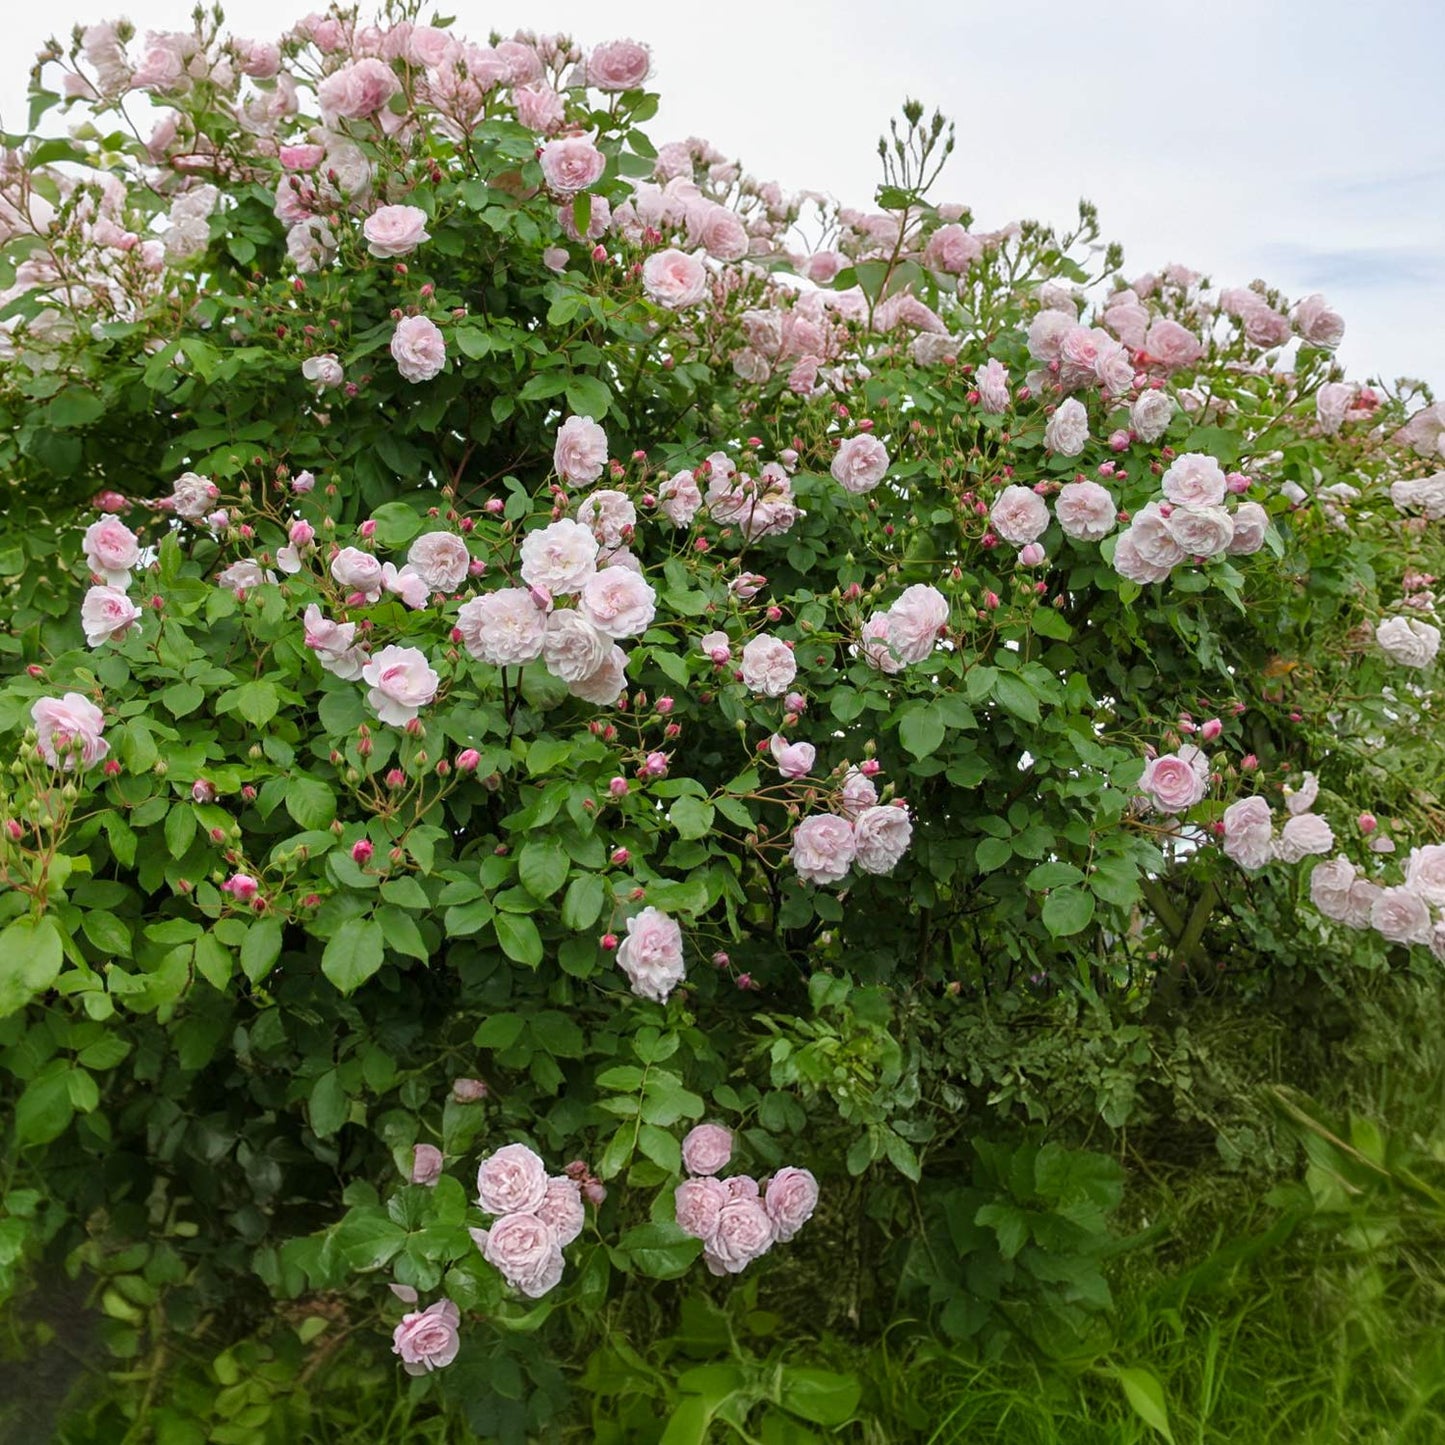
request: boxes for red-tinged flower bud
[352,840,374,865]
[736,972,755,990]
[4,819,22,841]
[456,749,481,772]
[609,776,629,798]
[582,1179,607,1206]
[664,722,681,739]
[452,1077,488,1102]
[209,826,226,844]
[712,951,729,968]
[390,846,405,865]
[1358,812,1378,834]
[103,759,122,776]
[405,718,425,739]
[601,725,617,742]
[656,696,674,715]
[385,768,406,788]
[601,933,618,951]
[1241,754,1259,771]
[610,847,630,866]
[591,244,607,262]
[1198,718,1223,742]
[629,887,645,902]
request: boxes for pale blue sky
[7,0,1441,388]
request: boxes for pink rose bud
[1226,471,1252,493]
[860,759,882,777]
[385,768,406,788]
[1018,542,1047,567]
[656,697,674,714]
[468,558,487,576]
[582,1179,607,1206]
[451,1077,488,1102]
[981,532,999,549]
[984,590,1001,610]
[240,784,257,801]
[640,752,669,779]
[784,692,807,713]
[352,839,374,864]
[359,519,377,539]
[191,779,216,803]
[222,873,259,901]
[1240,754,1259,771]
[1108,430,1131,453]
[1358,812,1378,834]
[601,933,618,951]
[712,951,730,968]
[608,777,629,798]
[411,1143,444,1186]
[289,519,314,546]
[610,847,630,865]
[1198,718,1223,741]
[93,490,129,512]
[484,497,505,514]
[456,749,481,772]
[6,819,24,840]
[736,973,755,990]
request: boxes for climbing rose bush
[1,4,1443,1432]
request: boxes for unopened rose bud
[1198,718,1223,741]
[103,759,123,776]
[582,1179,607,1206]
[1240,754,1259,772]
[385,768,406,788]
[1357,812,1377,834]
[610,847,630,865]
[656,696,674,715]
[456,748,481,772]
[712,951,729,968]
[451,1077,488,1103]
[600,933,618,951]
[352,839,374,865]
[608,777,629,798]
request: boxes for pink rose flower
[852,804,913,875]
[390,315,447,383]
[1161,453,1227,509]
[860,612,904,674]
[1143,319,1203,370]
[81,585,141,648]
[682,1124,734,1178]
[331,546,384,600]
[83,518,140,587]
[476,1143,548,1214]
[830,434,890,495]
[1043,398,1089,456]
[303,604,368,680]
[1141,747,1209,814]
[1221,796,1273,870]
[391,1299,460,1376]
[790,814,856,886]
[363,204,430,258]
[977,358,1010,413]
[217,559,275,594]
[1165,505,1234,558]
[641,249,708,309]
[318,58,401,120]
[769,734,815,779]
[703,1192,775,1275]
[839,768,879,819]
[1112,529,1171,585]
[411,1144,444,1185]
[587,39,652,91]
[1228,502,1269,556]
[578,567,656,639]
[478,1213,564,1297]
[658,470,703,526]
[1404,844,1445,906]
[1371,886,1432,946]
[1284,773,1320,817]
[553,415,609,487]
[361,645,439,727]
[456,589,547,667]
[1027,310,1074,362]
[169,471,219,520]
[381,562,429,609]
[31,693,108,770]
[616,907,686,1003]
[764,1167,818,1243]
[990,485,1050,546]
[536,1176,585,1247]
[740,635,797,696]
[520,518,599,595]
[1293,293,1345,349]
[1128,504,1188,571]
[675,1176,729,1240]
[1055,481,1116,542]
[886,584,949,665]
[407,532,470,592]
[539,137,606,195]
[568,643,629,705]
[541,609,610,683]
[452,1078,488,1103]
[1131,390,1174,443]
[1274,813,1334,863]
[688,202,749,262]
[516,84,566,134]
[1376,616,1441,668]
[923,223,983,274]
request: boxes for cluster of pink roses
[80,514,145,649]
[860,583,950,674]
[672,1124,818,1275]
[468,1143,588,1299]
[790,760,913,887]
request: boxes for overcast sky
[5,0,1441,389]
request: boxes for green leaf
[1042,887,1096,938]
[15,1064,73,1146]
[993,674,1040,723]
[0,916,64,1017]
[565,375,612,420]
[518,838,569,900]
[975,1202,1027,1259]
[231,680,279,728]
[1030,607,1072,641]
[240,918,283,984]
[975,836,1012,873]
[46,386,106,428]
[165,804,197,860]
[285,777,336,830]
[494,913,543,968]
[367,502,424,547]
[193,934,233,989]
[1113,1366,1177,1443]
[898,704,946,760]
[638,1124,682,1174]
[618,1221,701,1279]
[309,1070,349,1138]
[669,796,715,841]
[561,873,606,931]
[322,919,385,993]
[160,680,204,717]
[377,905,429,961]
[778,1368,862,1427]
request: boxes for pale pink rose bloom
[302,353,344,389]
[682,1124,734,1178]
[1243,305,1291,348]
[539,138,606,195]
[79,585,139,649]
[830,434,889,495]
[476,1143,548,1214]
[1141,752,1207,813]
[616,907,686,1003]
[860,611,904,674]
[769,735,816,779]
[1221,796,1273,870]
[688,202,750,262]
[31,693,108,770]
[408,532,470,592]
[675,1176,729,1240]
[1284,773,1320,817]
[1315,382,1353,435]
[726,1176,761,1201]
[764,1167,818,1243]
[391,1299,460,1376]
[536,1176,585,1247]
[411,1144,444,1185]
[480,1213,564,1297]
[1129,504,1188,571]
[362,645,439,726]
[790,814,857,886]
[1093,336,1135,396]
[991,485,1050,546]
[318,58,401,120]
[496,39,543,84]
[406,24,456,67]
[1144,319,1203,370]
[1309,857,1358,924]
[1376,616,1440,668]
[1162,454,1226,508]
[658,471,704,526]
[803,250,846,284]
[520,518,599,595]
[331,546,384,599]
[83,518,140,587]
[553,415,609,487]
[568,644,628,705]
[169,472,219,520]
[1044,398,1089,456]
[576,490,636,549]
[515,84,566,134]
[1347,879,1385,927]
[923,223,983,274]
[731,348,770,384]
[1055,481,1116,542]
[1165,505,1234,558]
[381,562,429,609]
[390,315,447,383]
[1103,295,1150,350]
[642,249,709,310]
[699,630,732,664]
[1393,403,1445,460]
[1131,390,1174,443]
[1274,813,1334,863]
[541,609,610,682]
[1404,844,1445,906]
[281,144,326,171]
[740,635,797,696]
[578,567,655,639]
[456,590,547,666]
[303,604,367,680]
[853,804,913,874]
[704,1194,775,1275]
[543,246,569,272]
[1389,472,1445,520]
[977,358,1011,414]
[217,560,276,594]
[1027,310,1074,362]
[730,571,768,601]
[362,204,430,258]
[1371,886,1433,946]
[1293,293,1345,349]
[1112,529,1172,585]
[887,584,949,664]
[1227,502,1270,556]
[587,37,652,90]
[839,768,879,819]
[236,39,282,77]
